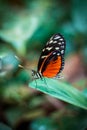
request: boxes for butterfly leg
[31,73,37,89]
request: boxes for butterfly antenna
[18,64,33,72]
[18,64,25,69]
[15,55,21,61]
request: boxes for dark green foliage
[0,123,12,130]
[0,0,87,130]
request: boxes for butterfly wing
[37,34,66,77]
[41,50,63,77]
[46,33,66,55]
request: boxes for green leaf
[29,78,87,109]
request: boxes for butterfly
[32,33,66,79]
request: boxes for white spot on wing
[62,42,65,44]
[46,42,48,45]
[61,45,64,48]
[59,38,63,41]
[55,47,59,50]
[49,40,53,44]
[61,50,64,54]
[57,53,60,55]
[42,48,45,52]
[46,47,53,50]
[50,36,53,40]
[53,41,57,43]
[54,35,60,40]
[53,52,56,55]
[58,42,62,45]
[41,55,47,59]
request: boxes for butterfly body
[32,33,66,79]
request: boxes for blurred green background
[0,0,87,130]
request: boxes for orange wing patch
[42,56,62,78]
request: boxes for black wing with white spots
[37,33,66,75]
